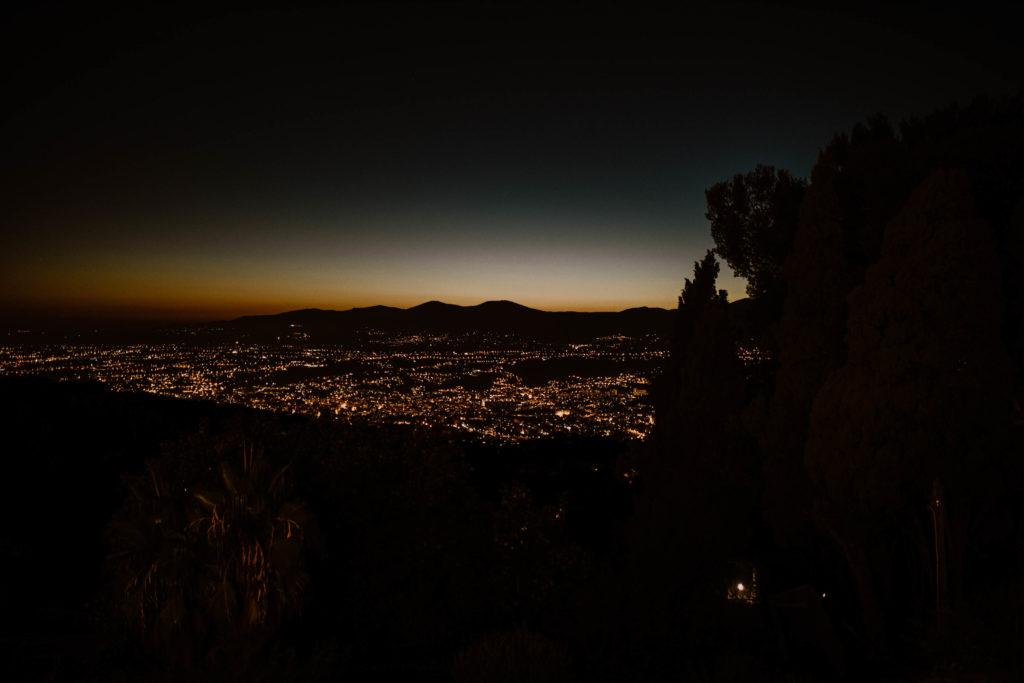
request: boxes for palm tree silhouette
[107,438,318,660]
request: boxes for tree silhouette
[656,250,741,455]
[685,93,1024,674]
[187,443,317,632]
[107,436,318,666]
[630,251,756,669]
[705,164,806,305]
[671,248,729,353]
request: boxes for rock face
[804,169,1012,646]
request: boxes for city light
[0,332,667,443]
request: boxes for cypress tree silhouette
[629,251,756,668]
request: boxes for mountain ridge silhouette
[198,299,751,342]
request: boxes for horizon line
[0,298,698,328]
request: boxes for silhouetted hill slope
[0,375,635,680]
[0,376,253,643]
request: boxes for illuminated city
[0,333,666,442]
[3,3,1018,678]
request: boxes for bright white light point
[737,583,744,591]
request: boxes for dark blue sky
[2,2,1020,319]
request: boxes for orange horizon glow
[2,229,747,323]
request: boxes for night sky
[2,3,1020,321]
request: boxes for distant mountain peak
[410,300,463,311]
[476,300,535,311]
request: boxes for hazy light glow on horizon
[5,208,744,319]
